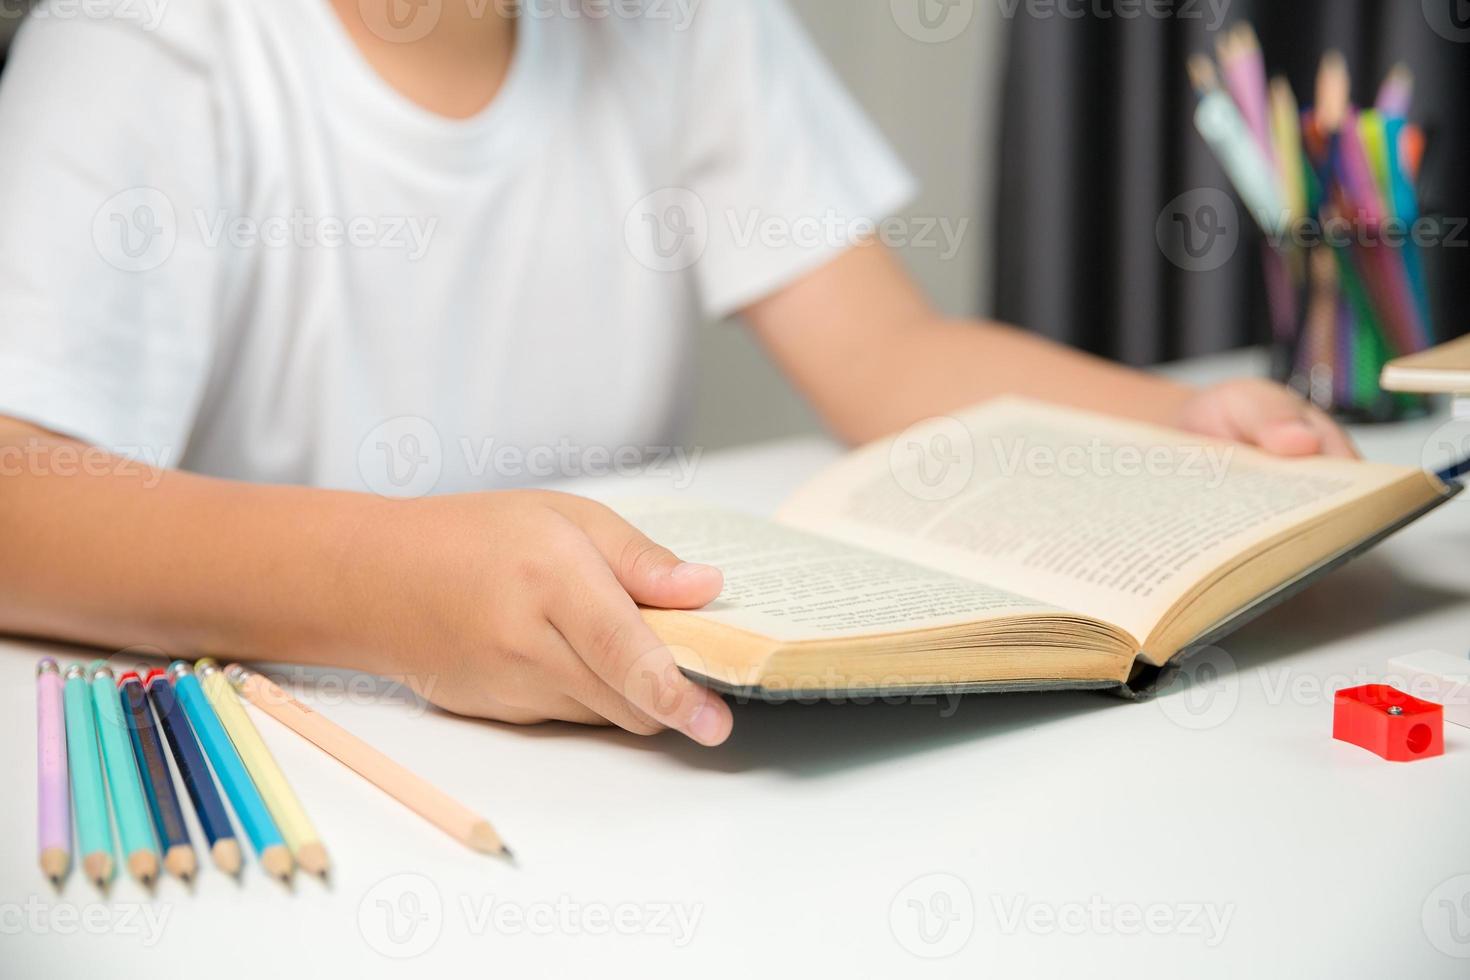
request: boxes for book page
[777,399,1418,641]
[614,499,1058,643]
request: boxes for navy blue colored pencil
[119,671,197,882]
[144,668,241,875]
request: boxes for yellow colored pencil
[225,664,511,858]
[196,659,329,878]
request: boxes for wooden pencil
[197,659,329,878]
[145,669,242,876]
[63,664,114,890]
[170,661,293,883]
[36,659,71,888]
[119,671,197,883]
[226,664,512,858]
[89,662,159,889]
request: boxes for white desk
[5,354,1470,978]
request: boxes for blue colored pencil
[145,668,242,875]
[119,671,197,882]
[62,664,114,889]
[168,661,293,882]
[89,662,159,887]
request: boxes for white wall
[691,0,1007,449]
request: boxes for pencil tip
[1187,54,1218,95]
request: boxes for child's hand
[342,490,733,746]
[1175,379,1359,459]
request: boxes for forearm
[746,243,1194,445]
[850,316,1194,442]
[0,421,390,670]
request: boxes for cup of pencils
[1190,25,1434,423]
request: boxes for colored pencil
[36,659,71,888]
[63,664,113,890]
[196,659,329,878]
[1269,78,1308,232]
[1400,124,1426,183]
[169,660,293,882]
[1383,117,1433,339]
[1188,54,1287,235]
[118,671,196,883]
[227,664,511,858]
[89,662,159,888]
[1217,24,1274,166]
[145,669,241,875]
[1375,63,1414,119]
[1340,110,1426,356]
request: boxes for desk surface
[6,354,1470,979]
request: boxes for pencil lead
[1237,21,1260,55]
[1187,54,1220,96]
[1316,51,1349,135]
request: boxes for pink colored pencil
[1375,63,1414,119]
[37,658,71,887]
[1217,24,1275,167]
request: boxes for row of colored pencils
[1188,24,1433,418]
[37,656,510,892]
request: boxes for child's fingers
[548,551,731,746]
[1227,384,1342,458]
[530,620,667,736]
[1304,407,1360,458]
[544,496,724,609]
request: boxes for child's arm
[746,242,1357,458]
[0,416,733,746]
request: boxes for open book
[622,399,1457,700]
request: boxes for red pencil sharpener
[1333,684,1443,762]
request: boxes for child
[0,0,1353,747]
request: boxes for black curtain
[995,0,1470,366]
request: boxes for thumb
[1235,393,1323,457]
[546,497,724,608]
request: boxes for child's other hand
[343,490,733,746]
[1176,379,1359,459]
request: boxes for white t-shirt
[0,0,913,495]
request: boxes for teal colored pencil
[88,662,159,887]
[63,664,114,889]
[168,661,293,881]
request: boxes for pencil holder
[1187,36,1435,424]
[1264,102,1434,423]
[1267,213,1433,424]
